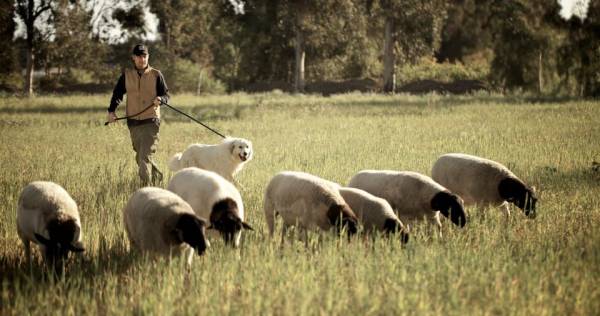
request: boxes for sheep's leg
[263,198,276,237]
[280,224,288,247]
[234,231,242,248]
[303,228,309,249]
[431,214,443,239]
[22,238,32,268]
[434,216,444,239]
[500,201,511,218]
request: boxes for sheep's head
[499,178,538,218]
[383,218,410,244]
[35,218,84,274]
[175,213,209,256]
[431,191,467,227]
[210,198,253,246]
[327,204,358,237]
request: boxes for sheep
[348,170,467,232]
[168,137,253,183]
[16,181,84,272]
[167,167,252,248]
[337,187,409,243]
[431,153,537,218]
[263,171,358,244]
[123,187,209,265]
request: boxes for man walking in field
[106,44,169,185]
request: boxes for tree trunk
[383,17,396,94]
[25,48,34,96]
[294,14,305,93]
[538,51,543,94]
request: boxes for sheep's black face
[383,219,410,244]
[341,217,358,237]
[210,198,253,246]
[35,219,84,274]
[499,178,537,218]
[516,190,537,219]
[431,191,467,227]
[176,214,208,256]
[327,204,358,237]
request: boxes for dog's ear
[230,142,235,154]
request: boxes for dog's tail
[168,152,183,172]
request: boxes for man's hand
[107,112,117,123]
[154,96,162,107]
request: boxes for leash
[103,103,155,126]
[160,100,226,139]
[104,99,227,139]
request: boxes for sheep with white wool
[16,181,84,272]
[431,153,537,217]
[264,171,359,244]
[167,167,252,248]
[168,137,253,182]
[348,170,467,231]
[337,187,409,243]
[123,187,209,265]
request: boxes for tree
[15,0,55,96]
[148,0,218,92]
[487,1,554,92]
[0,1,19,90]
[365,0,448,93]
[552,0,599,96]
[436,0,494,63]
[225,0,365,92]
[43,0,100,84]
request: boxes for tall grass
[1,93,599,315]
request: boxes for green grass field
[1,93,599,315]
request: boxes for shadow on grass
[330,94,586,109]
[0,106,104,115]
[533,164,600,191]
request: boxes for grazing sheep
[167,167,252,248]
[348,170,467,231]
[337,187,409,243]
[123,187,209,265]
[431,153,537,217]
[264,171,358,244]
[16,181,84,272]
[168,137,253,182]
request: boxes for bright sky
[15,0,586,43]
[558,0,590,21]
[13,0,158,43]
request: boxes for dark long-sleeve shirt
[107,69,169,112]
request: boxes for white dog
[168,137,253,182]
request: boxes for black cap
[132,44,148,56]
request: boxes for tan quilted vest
[124,66,161,120]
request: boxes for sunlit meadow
[0,92,599,315]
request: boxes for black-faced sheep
[264,171,358,244]
[167,167,252,248]
[16,181,84,273]
[123,187,209,265]
[348,170,467,231]
[337,187,409,243]
[432,153,537,218]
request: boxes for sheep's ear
[34,233,51,246]
[531,186,537,193]
[68,241,85,252]
[242,222,253,231]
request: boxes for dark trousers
[128,119,162,185]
